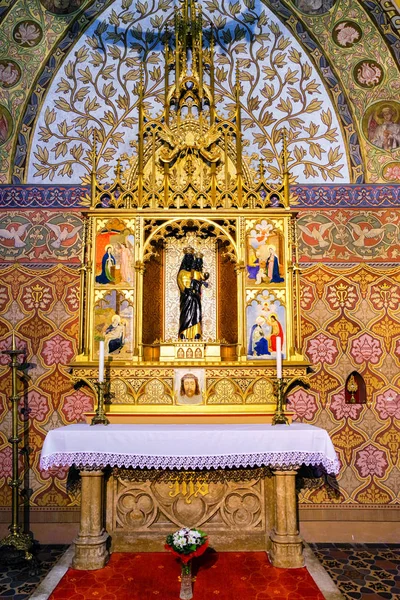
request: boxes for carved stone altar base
[269,469,304,568]
[71,466,303,570]
[72,470,110,570]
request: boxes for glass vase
[180,559,193,600]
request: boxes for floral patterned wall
[0,194,399,511]
[0,201,92,510]
[291,263,400,506]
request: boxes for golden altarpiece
[74,1,307,422]
[69,0,309,567]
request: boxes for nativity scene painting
[247,291,286,360]
[246,219,285,286]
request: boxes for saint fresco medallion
[0,61,21,89]
[0,105,12,146]
[363,101,400,151]
[332,21,362,49]
[13,21,43,47]
[292,0,336,15]
[353,60,383,89]
[39,0,84,14]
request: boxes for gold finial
[92,130,97,170]
[11,330,16,351]
[139,64,144,96]
[235,61,240,93]
[115,158,121,179]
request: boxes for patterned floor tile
[310,543,400,600]
[0,544,68,599]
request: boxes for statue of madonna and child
[177,246,209,340]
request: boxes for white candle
[99,341,105,383]
[276,336,282,379]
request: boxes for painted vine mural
[0,0,397,183]
[28,0,348,184]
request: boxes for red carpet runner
[50,551,325,599]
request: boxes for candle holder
[91,380,110,425]
[272,377,289,425]
[0,334,33,563]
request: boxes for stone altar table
[40,423,339,571]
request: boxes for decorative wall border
[0,185,89,208]
[293,184,400,208]
[1,184,399,209]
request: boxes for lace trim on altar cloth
[40,451,340,474]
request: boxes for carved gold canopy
[86,0,291,211]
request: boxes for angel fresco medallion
[246,220,284,286]
[364,102,400,152]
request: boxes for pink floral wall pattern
[0,218,399,512]
[293,264,400,506]
[0,263,93,508]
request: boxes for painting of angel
[95,232,134,286]
[246,220,284,286]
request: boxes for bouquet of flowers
[165,527,208,564]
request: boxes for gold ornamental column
[234,260,246,360]
[268,469,304,568]
[73,470,109,570]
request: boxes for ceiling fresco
[0,0,399,184]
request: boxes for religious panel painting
[246,290,286,360]
[95,221,135,287]
[93,290,134,360]
[174,368,205,406]
[246,219,285,287]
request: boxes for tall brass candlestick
[0,333,33,559]
[91,381,110,425]
[272,378,289,425]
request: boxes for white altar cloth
[40,423,340,474]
